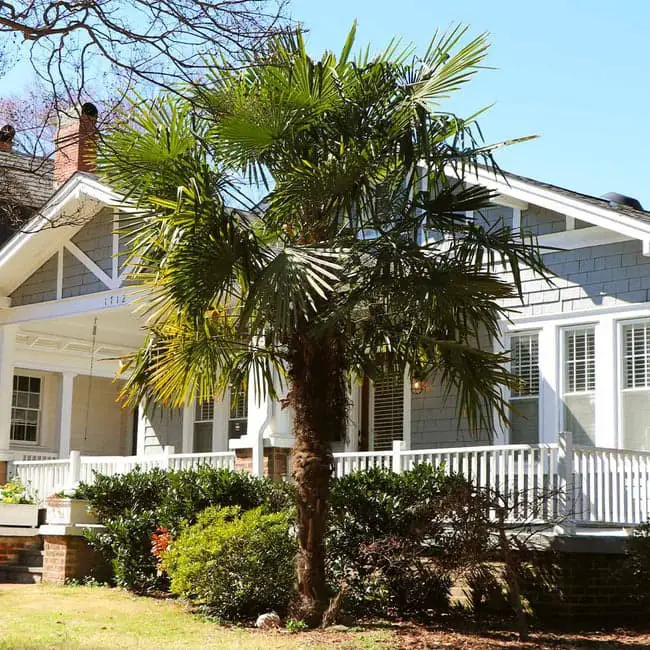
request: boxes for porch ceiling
[16,306,145,361]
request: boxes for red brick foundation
[0,461,8,485]
[234,447,292,481]
[0,536,40,565]
[42,535,101,584]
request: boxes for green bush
[328,464,493,618]
[79,466,295,593]
[162,506,296,620]
[0,477,34,504]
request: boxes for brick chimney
[54,102,98,186]
[0,124,15,153]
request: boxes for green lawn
[0,585,392,650]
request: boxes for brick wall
[42,535,104,584]
[234,447,291,481]
[0,536,40,565]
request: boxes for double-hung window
[562,327,596,445]
[228,382,248,439]
[11,375,42,444]
[621,321,650,451]
[509,333,539,443]
[193,400,214,453]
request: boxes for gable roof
[457,165,650,252]
[0,150,54,211]
[0,172,123,298]
[500,168,650,228]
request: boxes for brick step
[0,564,42,584]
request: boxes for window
[11,375,41,443]
[228,382,248,439]
[193,400,214,453]
[509,333,539,444]
[372,375,404,451]
[562,327,596,445]
[621,322,650,451]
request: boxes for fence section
[10,448,236,502]
[10,434,650,527]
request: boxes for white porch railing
[10,433,650,528]
[332,434,650,527]
[10,447,236,502]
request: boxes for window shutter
[372,375,404,451]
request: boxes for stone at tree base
[256,612,281,629]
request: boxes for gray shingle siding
[411,379,491,449]
[501,239,650,317]
[62,249,109,298]
[521,205,565,236]
[476,205,513,229]
[70,207,114,276]
[10,254,58,305]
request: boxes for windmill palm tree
[99,24,547,623]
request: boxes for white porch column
[539,323,560,444]
[247,374,270,477]
[0,325,17,457]
[595,316,617,448]
[58,371,76,458]
[181,404,194,453]
[212,395,230,452]
[344,382,361,452]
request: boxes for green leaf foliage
[99,22,548,440]
[161,506,297,620]
[79,467,294,592]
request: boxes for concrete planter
[45,498,96,526]
[0,503,40,527]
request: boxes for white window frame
[618,317,650,451]
[10,371,44,446]
[559,324,597,444]
[507,330,541,444]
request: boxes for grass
[0,584,393,650]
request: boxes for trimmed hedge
[78,466,294,592]
[162,506,296,620]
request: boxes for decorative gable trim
[451,165,650,255]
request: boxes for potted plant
[0,478,39,527]
[45,489,97,526]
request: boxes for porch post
[0,325,17,457]
[247,373,269,477]
[58,372,76,458]
[181,405,194,453]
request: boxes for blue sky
[1,1,647,206]
[292,0,650,207]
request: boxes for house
[1,105,650,486]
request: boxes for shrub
[79,466,295,593]
[327,464,493,618]
[0,477,35,504]
[162,506,296,620]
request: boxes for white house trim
[537,226,632,251]
[451,165,650,252]
[0,289,133,326]
[64,241,118,290]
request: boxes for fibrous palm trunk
[288,329,347,625]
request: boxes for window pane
[510,334,539,397]
[10,374,41,443]
[510,333,539,444]
[228,419,247,439]
[624,324,650,389]
[564,395,596,446]
[510,398,539,444]
[193,422,213,453]
[622,391,650,451]
[195,400,214,422]
[563,328,595,445]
